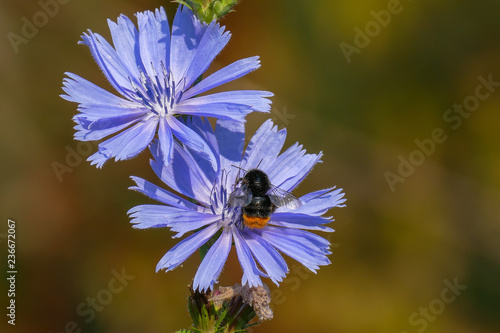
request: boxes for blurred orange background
[1,0,500,332]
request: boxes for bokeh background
[1,0,500,332]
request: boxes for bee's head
[245,169,271,195]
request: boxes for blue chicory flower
[128,118,346,292]
[61,6,272,167]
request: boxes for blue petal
[183,117,220,178]
[137,7,170,79]
[150,139,213,206]
[107,14,142,79]
[73,105,146,119]
[74,112,144,141]
[175,104,246,121]
[215,119,245,177]
[182,56,262,100]
[80,31,137,100]
[242,119,286,171]
[182,20,230,89]
[241,228,288,285]
[74,119,140,141]
[128,204,219,237]
[61,73,138,109]
[87,116,158,167]
[193,227,232,292]
[260,226,331,272]
[232,226,265,287]
[157,116,174,162]
[167,217,220,238]
[176,91,273,120]
[129,176,199,210]
[167,116,217,169]
[291,187,346,216]
[268,143,322,191]
[169,6,205,88]
[156,222,220,272]
[186,117,218,155]
[269,212,334,232]
[63,73,149,141]
[183,91,273,112]
[152,7,171,66]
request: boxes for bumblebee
[228,169,302,229]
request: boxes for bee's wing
[268,185,302,209]
[227,182,252,208]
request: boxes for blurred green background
[1,0,500,332]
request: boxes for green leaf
[214,305,229,328]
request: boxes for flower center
[210,170,241,227]
[130,63,184,118]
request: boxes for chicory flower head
[61,6,272,168]
[128,118,346,292]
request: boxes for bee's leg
[229,214,244,230]
[225,209,241,228]
[237,218,245,230]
